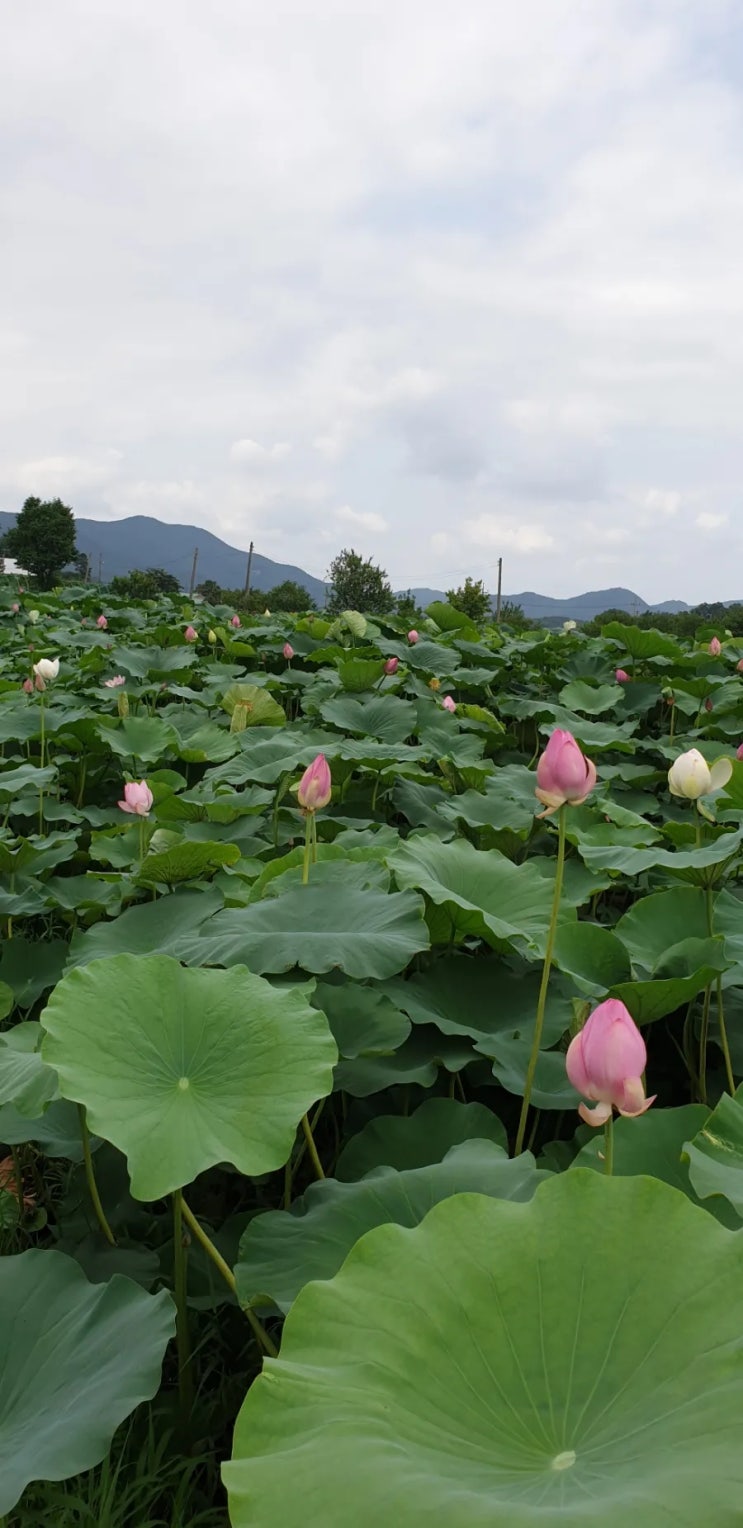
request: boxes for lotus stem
[172,1189,193,1419]
[180,1195,277,1358]
[514,804,566,1156]
[603,1113,614,1176]
[78,1105,115,1246]
[301,1111,325,1179]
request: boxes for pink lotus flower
[297,754,332,812]
[407,630,419,644]
[11,603,19,614]
[21,677,33,693]
[117,780,153,817]
[737,743,743,761]
[566,998,655,1126]
[705,697,714,712]
[441,694,456,712]
[231,614,241,628]
[615,668,629,683]
[184,626,198,642]
[384,657,399,675]
[535,728,597,817]
[283,643,294,660]
[709,637,722,656]
[737,658,743,674]
[34,673,46,691]
[104,675,126,688]
[96,614,108,630]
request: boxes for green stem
[603,1112,614,1176]
[301,1111,325,1179]
[139,816,147,863]
[172,1190,193,1418]
[180,1196,278,1358]
[705,885,735,1096]
[78,1105,116,1246]
[514,805,567,1156]
[301,813,313,885]
[310,809,318,865]
[38,694,45,833]
[669,703,675,745]
[698,984,712,1106]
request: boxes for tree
[266,580,317,612]
[109,567,181,598]
[499,600,529,630]
[445,576,492,623]
[196,579,223,602]
[2,497,77,589]
[395,590,423,624]
[326,548,394,616]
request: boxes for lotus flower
[441,695,456,712]
[207,630,217,643]
[297,754,331,812]
[27,610,39,624]
[615,668,629,683]
[96,614,108,630]
[407,629,419,644]
[428,677,440,691]
[11,603,19,614]
[32,658,59,683]
[737,659,743,674]
[562,619,577,633]
[709,636,722,656]
[283,643,294,660]
[231,615,241,628]
[668,747,732,800]
[384,656,398,675]
[705,697,714,712]
[184,626,198,642]
[738,743,743,762]
[104,675,126,688]
[117,780,153,816]
[566,998,655,1126]
[21,677,33,693]
[535,728,597,816]
[263,608,271,617]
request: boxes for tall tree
[445,576,492,623]
[2,497,77,589]
[326,548,394,616]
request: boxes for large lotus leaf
[66,886,223,968]
[206,731,338,786]
[0,936,68,1008]
[552,921,631,994]
[179,885,430,979]
[388,836,575,955]
[0,762,57,797]
[601,621,685,659]
[0,1249,174,1515]
[0,1098,85,1158]
[386,955,573,1049]
[336,1098,508,1180]
[135,838,240,885]
[235,1141,541,1312]
[319,694,418,744]
[572,1105,739,1226]
[173,720,240,762]
[683,1085,743,1217]
[558,679,623,714]
[311,982,411,1058]
[0,1022,59,1115]
[40,955,337,1199]
[337,658,385,691]
[616,887,708,972]
[96,715,180,763]
[225,1172,743,1526]
[221,684,286,727]
[333,1029,440,1096]
[577,827,743,879]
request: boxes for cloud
[2,2,743,600]
[336,505,388,533]
[696,511,728,530]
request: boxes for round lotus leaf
[0,1249,174,1515]
[225,1171,743,1526]
[40,954,337,1199]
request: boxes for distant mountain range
[0,510,732,618]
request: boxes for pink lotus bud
[407,630,419,644]
[104,675,126,688]
[184,626,198,642]
[535,728,597,817]
[736,743,743,761]
[117,779,153,816]
[615,669,629,683]
[566,998,655,1126]
[709,637,722,656]
[231,614,241,628]
[384,657,399,675]
[34,673,46,691]
[96,614,108,630]
[22,677,33,693]
[11,603,19,614]
[705,697,713,713]
[441,694,456,712]
[283,643,294,660]
[297,753,332,812]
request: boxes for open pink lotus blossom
[566,998,655,1126]
[407,630,419,643]
[441,695,456,712]
[96,614,108,630]
[283,643,294,659]
[384,657,399,675]
[231,614,241,628]
[709,636,722,656]
[184,626,198,642]
[104,675,126,688]
[297,754,331,812]
[117,780,153,816]
[535,728,597,817]
[615,669,629,683]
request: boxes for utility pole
[189,546,199,595]
[84,555,91,583]
[97,553,103,584]
[495,556,503,622]
[243,540,254,596]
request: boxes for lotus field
[4,586,743,1525]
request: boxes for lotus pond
[2,588,743,1526]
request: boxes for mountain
[409,584,691,620]
[0,512,328,605]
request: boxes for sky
[2,0,743,602]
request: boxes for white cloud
[230,439,291,464]
[696,511,728,530]
[336,505,388,533]
[462,515,555,554]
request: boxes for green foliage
[444,575,492,622]
[109,567,181,598]
[2,497,77,589]
[326,547,394,615]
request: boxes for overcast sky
[2,1,743,601]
